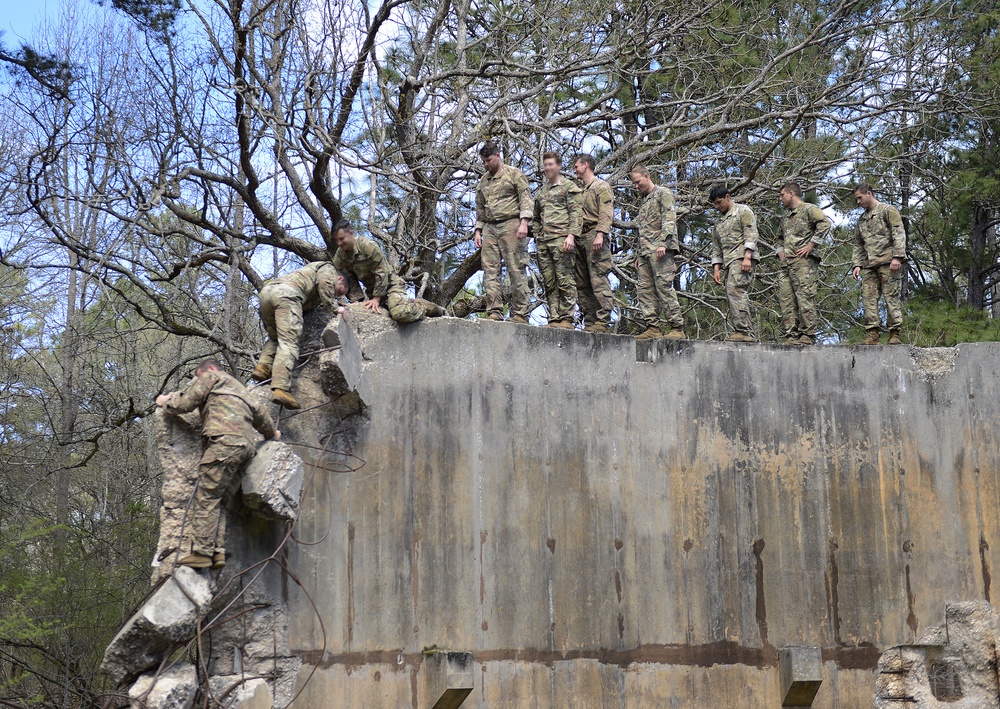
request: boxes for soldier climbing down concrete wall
[155,358,279,569]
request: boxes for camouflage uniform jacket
[532,176,582,242]
[263,261,340,311]
[580,177,614,233]
[711,203,759,267]
[333,236,405,300]
[636,186,679,255]
[780,202,831,260]
[853,201,906,269]
[475,164,534,231]
[165,369,275,442]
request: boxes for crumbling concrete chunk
[241,441,304,521]
[128,663,197,709]
[101,566,214,684]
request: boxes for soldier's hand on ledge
[363,298,381,313]
[155,394,171,408]
[274,430,282,441]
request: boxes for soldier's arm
[531,188,543,236]
[365,241,393,300]
[596,182,614,235]
[316,263,341,308]
[163,372,212,415]
[567,183,582,238]
[515,170,534,221]
[741,207,759,256]
[810,206,832,243]
[249,398,277,440]
[710,224,723,265]
[887,207,906,259]
[659,190,678,251]
[475,181,487,233]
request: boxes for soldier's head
[629,166,655,195]
[709,185,733,214]
[333,269,350,297]
[779,182,803,209]
[195,358,222,376]
[479,142,502,175]
[573,154,596,180]
[852,184,877,210]
[542,151,562,182]
[333,219,356,253]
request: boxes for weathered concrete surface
[780,646,823,706]
[128,663,198,709]
[875,601,1000,708]
[276,310,1000,707]
[102,566,214,684]
[241,441,305,521]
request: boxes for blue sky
[1,1,51,45]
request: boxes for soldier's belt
[485,216,520,224]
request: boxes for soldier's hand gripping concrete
[252,260,347,410]
[156,358,279,570]
[331,219,446,322]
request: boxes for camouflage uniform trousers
[383,287,426,324]
[536,238,578,323]
[861,263,903,330]
[777,257,819,338]
[574,228,614,325]
[481,218,531,318]
[724,262,754,335]
[187,435,256,557]
[256,282,303,391]
[636,251,684,330]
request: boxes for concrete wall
[281,311,1000,708]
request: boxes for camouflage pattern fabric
[481,218,531,318]
[777,257,819,338]
[575,228,614,325]
[711,203,758,267]
[853,201,906,269]
[779,202,831,261]
[536,238,578,323]
[532,176,582,241]
[861,263,903,329]
[636,251,683,330]
[333,235,426,323]
[724,263,754,335]
[636,186,679,255]
[164,368,275,442]
[475,164,534,231]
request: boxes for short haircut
[630,165,650,178]
[853,183,874,195]
[479,142,501,158]
[542,151,561,165]
[333,218,353,235]
[573,154,596,171]
[780,181,803,197]
[196,358,223,375]
[709,185,730,202]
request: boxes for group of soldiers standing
[474,142,908,345]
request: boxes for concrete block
[241,441,304,521]
[128,663,197,709]
[779,646,822,707]
[101,566,214,684]
[419,651,474,709]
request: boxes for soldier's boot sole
[418,299,446,318]
[663,328,687,340]
[178,553,213,569]
[547,321,574,329]
[726,333,755,343]
[635,328,660,340]
[585,323,612,334]
[272,389,301,409]
[509,315,529,324]
[251,364,272,382]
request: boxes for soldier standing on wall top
[473,142,535,324]
[156,358,280,570]
[778,182,832,345]
[852,184,908,345]
[630,166,686,341]
[709,185,759,343]
[572,153,616,333]
[532,150,582,329]
[252,261,348,410]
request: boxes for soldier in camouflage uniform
[852,184,907,345]
[156,358,278,569]
[532,151,582,329]
[709,186,758,342]
[572,154,615,333]
[778,182,832,345]
[630,166,685,340]
[332,220,443,325]
[252,261,345,410]
[474,143,534,323]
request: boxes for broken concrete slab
[101,566,214,685]
[128,663,197,709]
[241,441,304,522]
[418,651,474,709]
[779,646,822,707]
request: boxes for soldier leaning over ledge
[156,358,279,570]
[852,183,907,346]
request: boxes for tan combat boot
[178,553,213,569]
[548,320,573,329]
[251,364,271,382]
[635,327,660,340]
[272,388,301,409]
[212,551,226,569]
[798,334,815,345]
[888,329,903,345]
[487,313,503,322]
[509,315,528,324]
[663,328,686,340]
[726,332,754,343]
[785,335,801,345]
[861,329,881,346]
[586,322,611,334]
[418,299,446,317]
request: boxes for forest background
[0,0,997,703]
